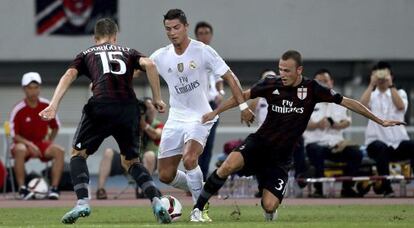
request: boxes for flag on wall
[36,0,118,36]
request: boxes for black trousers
[306,143,363,190]
[198,101,218,181]
[367,140,414,176]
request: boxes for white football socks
[169,170,190,191]
[185,165,204,204]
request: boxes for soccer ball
[160,195,182,221]
[27,177,49,199]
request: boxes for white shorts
[158,120,214,159]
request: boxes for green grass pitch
[0,205,413,227]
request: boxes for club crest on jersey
[297,87,307,100]
[177,63,184,72]
[189,60,197,69]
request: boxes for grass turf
[0,204,413,227]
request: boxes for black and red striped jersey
[250,75,343,154]
[70,42,145,100]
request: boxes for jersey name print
[70,42,145,100]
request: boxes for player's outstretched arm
[222,70,255,126]
[340,96,406,127]
[39,68,78,120]
[202,90,252,124]
[139,57,166,113]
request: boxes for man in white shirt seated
[360,61,414,197]
[304,69,363,198]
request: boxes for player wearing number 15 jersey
[39,18,172,224]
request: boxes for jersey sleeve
[48,116,60,130]
[131,49,145,71]
[68,52,87,76]
[9,111,21,138]
[203,45,230,81]
[398,89,409,113]
[313,80,343,104]
[250,78,268,99]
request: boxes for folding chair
[2,121,16,197]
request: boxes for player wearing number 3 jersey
[193,50,405,222]
[39,18,172,224]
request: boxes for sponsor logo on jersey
[272,89,280,95]
[189,60,197,69]
[168,68,172,73]
[271,100,304,114]
[177,63,184,72]
[297,87,307,100]
[174,80,200,94]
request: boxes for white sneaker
[190,208,206,222]
[264,210,278,221]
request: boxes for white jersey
[255,97,268,127]
[303,102,351,147]
[365,88,409,148]
[150,39,229,122]
[207,74,223,102]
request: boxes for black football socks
[128,163,161,201]
[70,156,90,200]
[195,169,227,210]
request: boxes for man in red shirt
[10,72,64,200]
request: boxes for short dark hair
[195,21,213,35]
[281,50,303,67]
[163,9,188,25]
[94,18,118,38]
[372,61,393,74]
[313,68,332,78]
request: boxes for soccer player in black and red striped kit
[39,18,171,224]
[190,50,405,222]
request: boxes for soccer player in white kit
[150,9,254,221]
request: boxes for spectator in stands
[360,61,414,197]
[194,21,225,180]
[304,69,362,198]
[96,97,164,199]
[10,72,64,200]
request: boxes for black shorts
[234,134,290,202]
[72,98,142,160]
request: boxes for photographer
[360,61,414,197]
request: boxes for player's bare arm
[340,96,406,127]
[39,68,78,120]
[221,70,255,126]
[202,89,252,124]
[139,57,166,113]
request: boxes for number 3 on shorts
[275,178,284,191]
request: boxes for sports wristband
[144,124,150,131]
[219,89,226,96]
[239,102,248,111]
